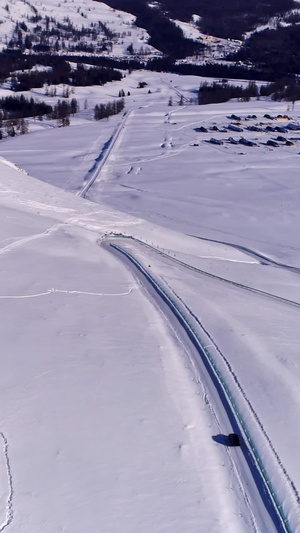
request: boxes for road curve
[117,236,300,310]
[104,239,293,533]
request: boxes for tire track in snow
[0,433,13,532]
[189,234,300,275]
[119,237,300,310]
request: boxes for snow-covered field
[1,70,300,532]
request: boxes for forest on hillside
[96,0,296,40]
[94,0,201,57]
[230,25,300,76]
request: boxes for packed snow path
[78,110,132,199]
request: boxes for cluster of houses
[193,113,300,149]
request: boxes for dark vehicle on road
[228,433,241,446]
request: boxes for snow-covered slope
[2,70,300,532]
[0,0,159,56]
[0,154,277,532]
[1,0,299,64]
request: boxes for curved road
[103,237,294,533]
[79,105,296,531]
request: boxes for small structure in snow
[194,126,208,133]
[247,125,262,132]
[275,126,288,133]
[228,124,243,132]
[239,137,258,147]
[207,138,223,145]
[228,114,241,121]
[287,123,300,131]
[267,139,279,147]
[276,114,290,120]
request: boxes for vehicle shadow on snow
[212,434,229,446]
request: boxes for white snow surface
[1,72,300,531]
[0,160,258,533]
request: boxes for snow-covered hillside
[1,0,300,67]
[1,69,300,532]
[0,155,276,532]
[0,0,160,56]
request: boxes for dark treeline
[3,95,125,125]
[51,99,79,126]
[198,81,259,104]
[230,24,300,76]
[1,54,122,91]
[94,0,201,58]
[94,98,125,120]
[198,78,300,105]
[0,95,79,127]
[194,0,294,40]
[0,93,126,140]
[0,51,144,80]
[63,54,144,70]
[0,51,36,83]
[0,94,52,117]
[99,0,295,40]
[70,63,122,86]
[0,97,76,137]
[146,57,279,82]
[261,78,300,101]
[0,51,296,93]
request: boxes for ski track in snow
[0,433,13,532]
[0,202,138,258]
[0,286,137,299]
[0,222,64,256]
[0,212,98,257]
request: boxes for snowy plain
[1,66,300,533]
